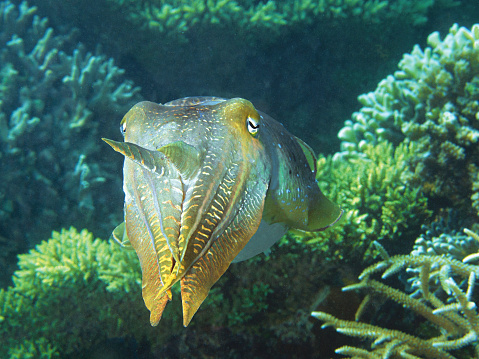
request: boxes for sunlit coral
[0,227,144,357]
[338,23,479,218]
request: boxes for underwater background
[1,0,479,358]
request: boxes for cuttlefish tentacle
[103,97,341,327]
[103,138,184,265]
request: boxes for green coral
[312,228,479,359]
[8,338,59,359]
[207,281,273,327]
[288,140,431,266]
[0,227,147,357]
[338,23,479,218]
[0,227,284,357]
[121,0,457,40]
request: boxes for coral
[0,1,142,257]
[0,227,147,357]
[8,338,59,359]
[0,226,360,358]
[312,233,479,358]
[111,0,458,40]
[28,0,469,159]
[338,23,479,218]
[288,140,431,266]
[412,226,479,262]
[409,225,479,297]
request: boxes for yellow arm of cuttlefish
[157,141,201,180]
[126,200,171,325]
[124,158,181,326]
[179,176,269,327]
[104,137,191,325]
[102,138,169,175]
[103,137,183,261]
[102,138,201,180]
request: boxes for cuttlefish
[103,97,342,327]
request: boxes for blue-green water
[1,0,479,358]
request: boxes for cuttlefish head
[103,97,341,327]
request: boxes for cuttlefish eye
[120,121,127,136]
[247,116,259,136]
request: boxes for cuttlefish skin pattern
[103,97,341,327]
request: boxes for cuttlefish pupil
[247,116,259,135]
[103,97,342,327]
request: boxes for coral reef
[312,229,479,358]
[2,1,479,358]
[0,0,142,266]
[126,0,455,40]
[0,226,360,358]
[288,140,431,267]
[412,226,479,262]
[0,227,144,357]
[29,0,469,157]
[338,23,479,218]
[32,0,460,41]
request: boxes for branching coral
[0,227,147,358]
[112,0,458,40]
[0,0,142,255]
[0,225,360,358]
[287,140,431,266]
[338,23,479,218]
[312,233,479,358]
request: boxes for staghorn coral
[288,140,431,266]
[0,0,142,262]
[338,23,479,218]
[312,232,479,358]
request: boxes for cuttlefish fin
[157,141,200,180]
[180,180,268,327]
[294,136,317,173]
[308,194,344,231]
[110,221,133,249]
[102,138,168,176]
[294,136,343,230]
